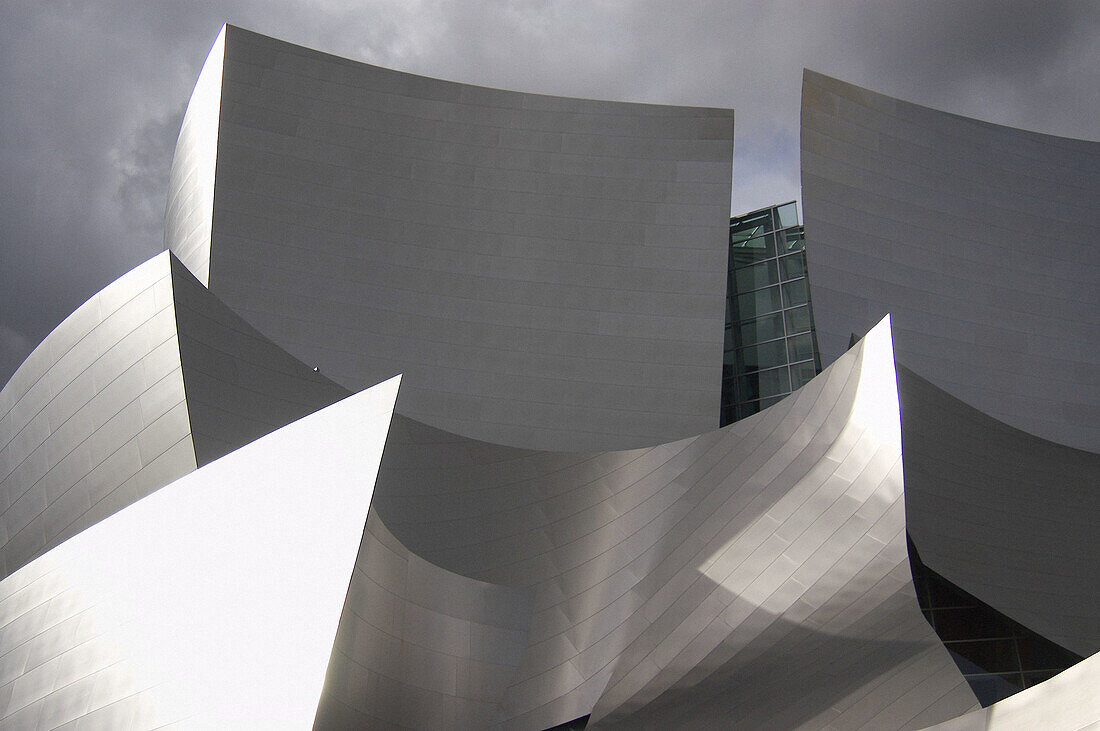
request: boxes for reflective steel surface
[364,317,978,729]
[2,25,1094,731]
[900,365,1100,657]
[0,377,398,729]
[0,252,351,583]
[802,69,1100,453]
[166,25,734,453]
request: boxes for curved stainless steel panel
[163,25,225,286]
[899,365,1100,657]
[366,317,977,728]
[2,266,981,729]
[0,378,398,729]
[169,254,350,465]
[801,69,1100,452]
[0,251,351,582]
[315,512,536,729]
[0,253,195,581]
[167,25,735,452]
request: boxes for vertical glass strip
[721,202,823,427]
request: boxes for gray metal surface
[801,69,1100,452]
[315,512,536,729]
[10,25,1091,729]
[0,253,195,581]
[364,317,977,729]
[0,251,350,583]
[899,365,1100,657]
[0,253,983,729]
[163,26,224,286]
[170,254,350,465]
[165,24,735,453]
[0,377,398,730]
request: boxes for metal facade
[899,366,1100,657]
[165,25,735,453]
[365,318,977,729]
[0,251,348,583]
[1,25,1096,731]
[802,69,1100,453]
[0,379,398,728]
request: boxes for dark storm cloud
[822,0,1100,132]
[1,1,1097,386]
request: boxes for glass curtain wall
[721,202,822,426]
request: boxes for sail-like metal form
[801,69,1100,453]
[0,251,349,581]
[0,306,981,729]
[801,67,1100,690]
[357,316,976,729]
[899,365,1100,657]
[165,25,735,453]
[0,378,398,729]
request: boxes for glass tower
[721,202,822,426]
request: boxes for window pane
[738,339,787,372]
[963,673,1022,707]
[784,305,811,333]
[782,279,808,307]
[787,333,815,362]
[738,395,786,419]
[730,210,772,243]
[733,260,778,292]
[730,233,776,266]
[736,401,760,420]
[737,375,757,403]
[782,230,805,252]
[1016,636,1081,671]
[763,366,791,397]
[790,361,816,389]
[740,366,791,399]
[933,607,1016,642]
[1022,670,1060,688]
[779,253,805,281]
[777,202,798,228]
[945,640,1020,674]
[759,395,786,410]
[735,285,781,319]
[738,313,783,343]
[722,374,735,390]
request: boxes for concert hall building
[0,25,1096,730]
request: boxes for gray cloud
[0,324,33,387]
[115,105,186,246]
[1,1,1097,386]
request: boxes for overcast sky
[1,1,1097,386]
